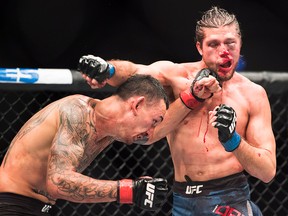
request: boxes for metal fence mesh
[0,84,288,216]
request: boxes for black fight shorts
[0,192,52,216]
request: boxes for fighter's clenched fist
[180,68,222,109]
[78,55,115,85]
[210,104,241,152]
[118,177,168,210]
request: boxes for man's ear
[196,41,203,56]
[132,96,145,116]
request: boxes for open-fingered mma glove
[77,55,115,83]
[117,177,168,211]
[214,104,241,152]
[180,68,219,109]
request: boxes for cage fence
[0,71,288,216]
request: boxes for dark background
[1,2,288,215]
[0,0,287,71]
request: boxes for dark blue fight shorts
[172,172,263,216]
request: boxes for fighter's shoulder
[57,94,96,112]
[180,61,202,69]
[150,60,199,77]
[234,72,266,94]
[178,61,204,77]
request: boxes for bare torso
[0,95,114,204]
[159,62,256,182]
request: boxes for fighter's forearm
[148,98,191,144]
[106,59,170,87]
[47,172,117,203]
[106,59,140,87]
[233,139,276,183]
[47,171,169,211]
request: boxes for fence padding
[1,69,288,93]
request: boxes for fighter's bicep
[245,89,275,152]
[48,101,88,172]
[141,61,186,87]
[49,131,84,173]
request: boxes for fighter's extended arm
[78,55,221,144]
[47,166,167,210]
[78,55,171,88]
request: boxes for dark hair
[115,74,169,109]
[195,6,241,46]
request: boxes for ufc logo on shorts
[144,183,155,208]
[41,204,52,213]
[185,185,203,195]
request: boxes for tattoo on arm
[47,99,117,202]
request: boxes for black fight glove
[214,104,241,152]
[191,68,219,101]
[77,55,115,83]
[180,68,219,109]
[117,178,168,211]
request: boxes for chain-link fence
[0,72,288,216]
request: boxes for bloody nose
[219,50,229,56]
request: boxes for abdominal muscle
[167,110,244,182]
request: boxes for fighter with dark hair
[0,75,172,215]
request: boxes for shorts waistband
[173,172,248,197]
[0,192,52,213]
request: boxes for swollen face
[201,25,241,81]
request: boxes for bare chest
[174,90,249,143]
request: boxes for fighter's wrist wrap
[117,179,133,204]
[191,79,206,102]
[179,90,203,109]
[78,55,115,83]
[222,131,241,152]
[179,68,219,109]
[108,63,115,78]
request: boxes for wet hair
[195,6,242,46]
[115,74,169,109]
